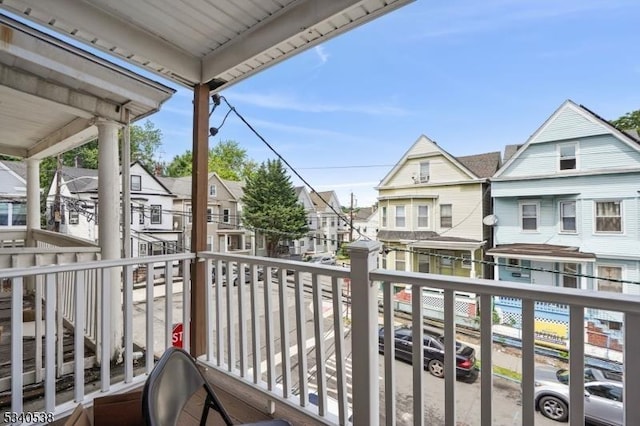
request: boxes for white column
[97,119,123,362]
[26,159,41,242]
[121,110,131,258]
[470,248,477,279]
[348,240,381,426]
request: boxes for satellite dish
[483,214,498,226]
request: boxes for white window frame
[419,161,430,183]
[558,142,578,171]
[561,263,578,288]
[395,250,406,271]
[381,206,387,227]
[138,206,145,224]
[417,205,429,228]
[594,200,623,234]
[441,251,454,267]
[209,184,217,197]
[519,201,539,232]
[131,175,142,191]
[150,205,162,224]
[207,207,214,223]
[223,208,230,223]
[559,200,577,233]
[69,210,79,225]
[440,204,452,228]
[395,205,406,228]
[597,265,623,293]
[139,242,148,256]
[187,206,192,224]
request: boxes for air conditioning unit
[419,174,429,183]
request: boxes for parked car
[555,367,622,385]
[307,254,336,265]
[211,264,252,286]
[535,380,623,425]
[377,326,478,382]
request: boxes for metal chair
[142,347,291,426]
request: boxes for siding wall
[500,134,640,179]
[379,183,485,241]
[532,106,607,144]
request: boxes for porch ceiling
[0,15,175,160]
[0,0,413,89]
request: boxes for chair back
[142,347,207,426]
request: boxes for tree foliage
[165,140,257,180]
[611,110,640,133]
[241,159,308,257]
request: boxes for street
[131,276,560,425]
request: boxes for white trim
[490,252,596,263]
[557,141,578,172]
[593,199,624,235]
[394,205,406,229]
[558,199,578,234]
[494,100,640,179]
[595,263,625,293]
[519,200,540,233]
[416,204,430,229]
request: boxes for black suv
[378,326,478,382]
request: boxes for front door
[531,261,554,286]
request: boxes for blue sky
[12,0,640,207]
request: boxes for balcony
[2,242,640,425]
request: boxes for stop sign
[172,323,183,348]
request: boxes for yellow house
[376,135,500,279]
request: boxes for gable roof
[503,144,523,163]
[495,100,640,179]
[353,207,374,221]
[378,135,498,187]
[310,190,338,210]
[158,176,192,198]
[456,152,501,178]
[60,166,100,192]
[222,179,244,200]
[1,160,27,181]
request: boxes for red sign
[172,323,183,348]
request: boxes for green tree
[241,159,308,257]
[611,110,640,133]
[165,150,193,177]
[166,140,257,180]
[208,140,257,181]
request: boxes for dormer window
[559,143,576,170]
[419,161,430,182]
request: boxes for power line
[214,95,369,241]
[384,246,640,286]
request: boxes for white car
[308,255,336,265]
[535,380,623,425]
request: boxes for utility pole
[349,192,354,242]
[53,155,62,232]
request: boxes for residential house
[0,160,27,229]
[309,190,346,254]
[159,173,250,254]
[489,100,640,342]
[289,186,320,256]
[351,205,379,241]
[46,162,180,255]
[376,135,500,280]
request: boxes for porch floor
[0,291,95,403]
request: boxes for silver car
[535,380,623,425]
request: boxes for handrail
[371,269,640,314]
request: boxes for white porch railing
[2,244,640,425]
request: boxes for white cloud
[225,91,410,116]
[314,45,329,64]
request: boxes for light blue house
[488,100,640,344]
